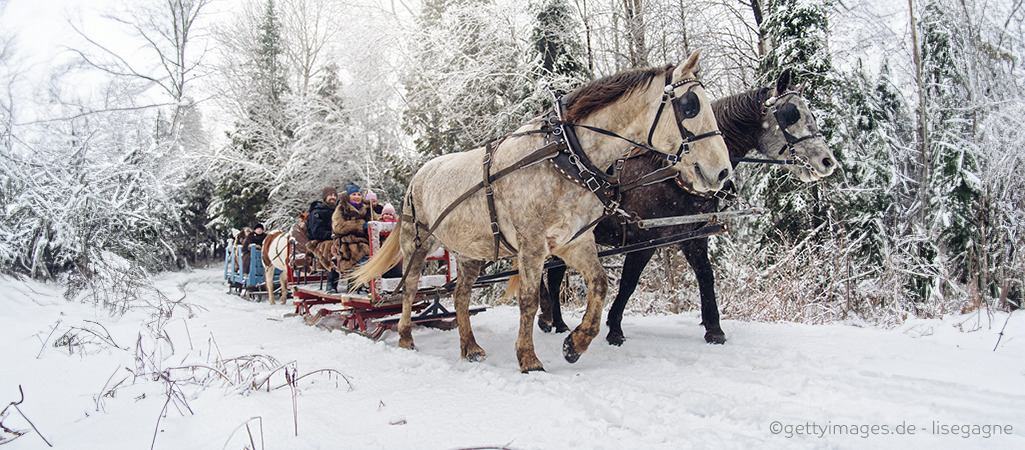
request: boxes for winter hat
[365,191,378,202]
[381,203,395,216]
[345,183,361,196]
[254,223,265,232]
[321,186,337,200]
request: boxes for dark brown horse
[538,69,835,345]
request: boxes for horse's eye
[675,91,700,119]
[776,103,801,128]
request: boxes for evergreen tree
[918,0,983,288]
[402,0,532,157]
[210,0,292,234]
[530,0,590,80]
[750,0,837,243]
[527,0,591,111]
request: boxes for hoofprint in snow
[0,267,1022,449]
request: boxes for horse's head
[760,69,836,181]
[650,50,732,193]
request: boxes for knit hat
[254,223,264,231]
[381,203,395,216]
[321,186,337,200]
[365,191,378,202]
[345,183,361,196]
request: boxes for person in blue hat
[332,183,373,276]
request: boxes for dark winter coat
[240,230,266,275]
[306,200,335,242]
[242,230,266,249]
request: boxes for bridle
[766,90,823,161]
[645,74,723,164]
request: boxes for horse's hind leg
[538,264,570,333]
[553,235,607,363]
[454,258,486,361]
[681,238,725,344]
[266,273,276,305]
[606,247,656,346]
[397,241,433,351]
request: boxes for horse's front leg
[681,238,725,344]
[553,235,607,363]
[606,247,656,346]
[454,258,486,361]
[515,250,546,373]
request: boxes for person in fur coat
[332,183,373,272]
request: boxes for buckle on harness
[490,221,500,235]
[485,185,494,196]
[586,177,603,192]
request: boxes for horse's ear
[674,49,702,80]
[775,69,793,94]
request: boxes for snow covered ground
[1,266,1022,449]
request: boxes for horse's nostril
[822,158,832,168]
[718,168,730,182]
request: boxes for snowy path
[1,267,1022,449]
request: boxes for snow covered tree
[747,0,837,242]
[210,0,293,234]
[531,0,590,81]
[402,0,533,157]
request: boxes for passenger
[241,223,267,274]
[306,186,341,293]
[365,191,384,217]
[379,203,396,223]
[232,227,252,273]
[332,183,373,274]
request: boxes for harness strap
[416,140,565,256]
[483,138,518,261]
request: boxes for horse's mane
[711,87,771,158]
[564,65,673,123]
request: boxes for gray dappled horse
[538,69,836,345]
[353,51,733,372]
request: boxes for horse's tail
[349,217,402,288]
[501,258,520,301]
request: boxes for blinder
[672,90,701,120]
[774,102,801,129]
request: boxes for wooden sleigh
[292,221,486,339]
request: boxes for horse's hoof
[465,351,486,362]
[606,331,625,346]
[562,336,581,363]
[521,365,546,374]
[554,322,570,334]
[705,332,727,345]
[538,321,553,333]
